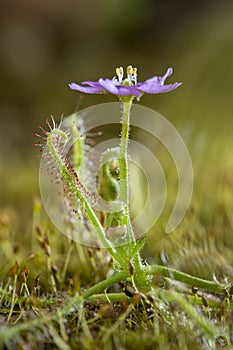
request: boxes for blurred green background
[0,0,233,276]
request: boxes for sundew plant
[40,65,184,292]
[1,65,233,349]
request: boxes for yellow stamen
[116,67,124,82]
[126,65,133,76]
[114,65,137,84]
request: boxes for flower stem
[119,99,134,243]
[119,100,131,203]
[118,99,150,290]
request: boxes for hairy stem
[118,100,150,289]
[47,129,118,261]
[119,99,135,243]
[119,100,131,206]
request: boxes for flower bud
[97,160,119,202]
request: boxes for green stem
[146,265,225,293]
[119,100,131,204]
[47,129,118,261]
[82,264,226,299]
[118,99,149,289]
[81,196,118,260]
[82,270,128,299]
[85,290,231,313]
[119,99,135,244]
[85,292,129,303]
[3,289,224,310]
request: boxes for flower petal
[138,82,182,94]
[137,68,181,94]
[99,79,141,96]
[81,81,103,87]
[138,68,174,87]
[69,82,105,94]
[161,67,173,83]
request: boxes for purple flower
[69,66,181,99]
